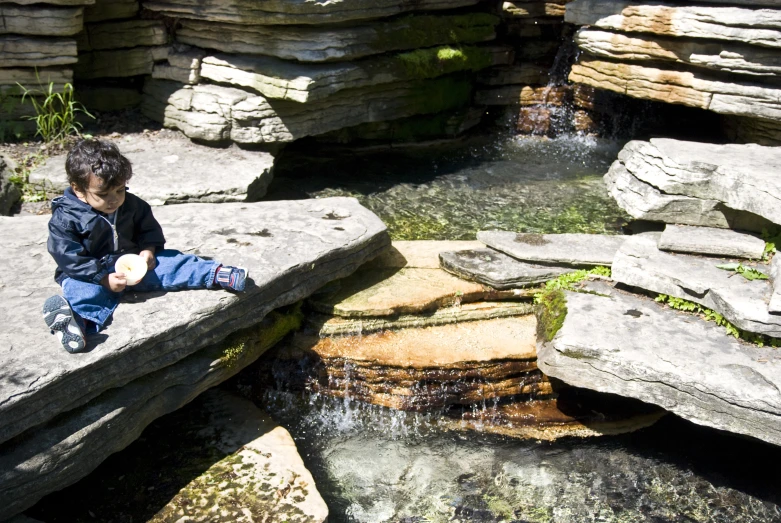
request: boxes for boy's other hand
[139,249,156,270]
[103,272,127,292]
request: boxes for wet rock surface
[440,248,570,289]
[0,197,388,519]
[29,132,275,204]
[537,282,781,447]
[477,230,625,266]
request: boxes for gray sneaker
[43,295,86,353]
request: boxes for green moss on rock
[535,289,567,342]
[396,45,495,78]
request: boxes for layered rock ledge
[0,197,389,519]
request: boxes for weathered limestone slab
[308,267,529,317]
[200,45,511,103]
[478,231,625,266]
[177,13,498,63]
[569,59,781,123]
[0,36,78,67]
[770,255,781,313]
[0,197,389,448]
[0,5,84,36]
[728,114,781,146]
[537,285,781,446]
[364,240,485,269]
[575,29,781,77]
[0,307,302,520]
[29,131,274,204]
[0,67,72,93]
[308,301,534,336]
[0,155,21,216]
[84,0,138,22]
[143,0,481,26]
[78,19,167,50]
[143,76,474,144]
[75,46,169,78]
[617,139,781,227]
[565,0,781,49]
[659,225,765,259]
[612,234,781,337]
[604,160,773,231]
[440,248,570,289]
[503,0,570,18]
[152,45,204,84]
[148,390,329,523]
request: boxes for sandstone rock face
[658,225,765,259]
[612,234,781,338]
[0,198,389,519]
[439,248,570,289]
[537,285,781,447]
[29,131,274,204]
[176,13,498,63]
[143,0,481,26]
[566,0,781,48]
[0,36,78,67]
[608,139,781,228]
[575,29,781,77]
[0,5,84,36]
[200,45,510,103]
[477,230,625,266]
[143,75,474,144]
[0,155,21,216]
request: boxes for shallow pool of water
[261,390,781,523]
[270,134,630,240]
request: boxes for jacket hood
[51,187,93,214]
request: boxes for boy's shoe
[216,265,248,292]
[43,295,86,353]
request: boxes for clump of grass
[17,80,93,143]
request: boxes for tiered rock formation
[0,0,89,136]
[138,0,511,145]
[0,197,389,520]
[565,0,781,144]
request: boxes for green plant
[533,265,611,303]
[17,80,93,143]
[761,228,781,260]
[714,262,768,281]
[654,294,780,346]
[8,152,51,202]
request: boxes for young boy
[43,139,248,353]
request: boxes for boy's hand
[102,272,127,292]
[139,249,156,270]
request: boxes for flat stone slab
[84,0,138,22]
[0,36,78,68]
[144,0,480,26]
[0,197,388,454]
[200,44,510,103]
[537,284,781,447]
[364,240,484,269]
[74,45,168,79]
[659,225,766,259]
[77,19,167,51]
[440,248,571,289]
[29,132,274,204]
[613,234,781,337]
[566,0,781,48]
[771,255,781,313]
[477,231,625,267]
[308,267,530,317]
[0,5,84,36]
[177,13,497,63]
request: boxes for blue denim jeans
[61,249,220,333]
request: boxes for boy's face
[72,174,126,214]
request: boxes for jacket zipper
[100,212,119,252]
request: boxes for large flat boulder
[29,131,274,204]
[565,0,781,48]
[658,225,765,259]
[0,36,78,68]
[439,248,570,289]
[613,139,781,227]
[176,13,498,63]
[477,230,625,266]
[143,76,474,144]
[199,45,511,103]
[143,0,480,26]
[0,5,84,36]
[612,234,781,337]
[569,59,781,123]
[0,197,388,452]
[536,285,781,447]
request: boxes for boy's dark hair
[66,139,132,192]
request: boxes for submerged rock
[658,224,765,259]
[0,197,388,519]
[477,230,625,266]
[537,283,781,447]
[439,248,570,289]
[613,234,781,337]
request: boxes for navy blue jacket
[48,188,166,285]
